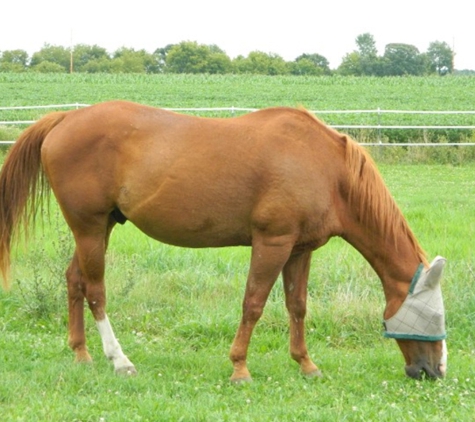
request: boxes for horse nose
[405,364,423,379]
[405,361,444,380]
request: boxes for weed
[120,253,139,297]
[15,209,73,319]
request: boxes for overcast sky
[1,1,473,70]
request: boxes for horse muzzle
[405,361,446,379]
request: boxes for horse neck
[340,138,427,317]
[342,216,424,318]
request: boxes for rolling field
[0,74,474,421]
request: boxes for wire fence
[1,104,475,146]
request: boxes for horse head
[384,256,447,379]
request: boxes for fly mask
[384,256,446,341]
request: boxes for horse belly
[125,190,252,248]
[132,212,250,248]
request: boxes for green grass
[1,164,474,421]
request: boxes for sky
[1,1,473,70]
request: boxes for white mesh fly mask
[384,256,446,341]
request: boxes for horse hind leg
[66,251,92,363]
[282,251,322,377]
[67,215,136,375]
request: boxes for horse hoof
[305,369,323,378]
[115,366,138,376]
[230,376,253,384]
[74,352,93,364]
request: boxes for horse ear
[423,256,446,288]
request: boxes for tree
[290,58,324,76]
[337,51,363,76]
[81,57,114,73]
[30,61,66,73]
[206,52,232,74]
[72,44,109,72]
[110,47,160,73]
[427,41,454,75]
[233,51,289,75]
[203,43,233,74]
[166,41,231,74]
[356,33,378,57]
[0,49,29,72]
[291,53,331,75]
[356,33,382,75]
[382,43,425,76]
[30,44,70,72]
[337,33,381,76]
[153,44,176,73]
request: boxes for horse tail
[0,111,68,289]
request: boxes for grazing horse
[0,101,447,381]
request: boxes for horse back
[40,101,347,249]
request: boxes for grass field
[1,164,474,421]
[0,74,474,421]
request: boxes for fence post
[377,107,383,159]
[377,107,382,144]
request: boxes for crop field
[0,74,474,421]
[2,73,475,149]
[1,73,475,122]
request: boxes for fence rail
[1,105,475,146]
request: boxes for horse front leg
[282,251,321,377]
[229,235,293,382]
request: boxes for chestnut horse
[0,101,447,380]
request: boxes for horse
[0,100,447,381]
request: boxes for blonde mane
[344,136,427,264]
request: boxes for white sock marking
[96,315,135,373]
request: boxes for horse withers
[0,101,447,381]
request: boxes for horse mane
[300,108,427,265]
[344,136,427,264]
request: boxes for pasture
[0,74,474,421]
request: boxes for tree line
[0,33,458,76]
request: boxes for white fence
[1,104,475,146]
